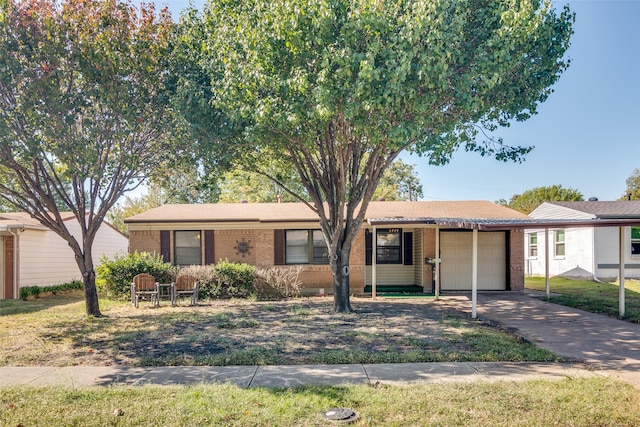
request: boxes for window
[174,231,201,265]
[632,227,640,256]
[554,230,565,257]
[376,228,402,264]
[285,230,329,264]
[528,233,538,257]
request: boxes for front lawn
[0,291,558,367]
[526,277,640,322]
[2,378,640,426]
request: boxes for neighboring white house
[0,212,128,299]
[526,201,640,280]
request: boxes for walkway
[2,292,640,389]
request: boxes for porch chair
[173,274,199,306]
[131,273,159,308]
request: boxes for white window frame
[554,229,565,258]
[174,230,202,266]
[528,233,538,258]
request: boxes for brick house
[125,200,530,295]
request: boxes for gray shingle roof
[548,201,640,218]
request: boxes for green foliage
[0,0,181,316]
[497,185,584,214]
[96,252,175,298]
[19,281,83,300]
[211,260,257,299]
[176,0,574,312]
[621,168,640,200]
[373,159,424,201]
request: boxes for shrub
[19,280,83,300]
[96,251,176,298]
[212,260,257,298]
[176,265,216,299]
[254,266,303,300]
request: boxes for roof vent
[377,197,386,201]
[239,199,248,203]
[588,197,598,201]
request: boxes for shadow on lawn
[0,291,84,316]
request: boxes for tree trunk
[82,268,102,317]
[332,246,354,313]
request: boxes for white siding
[18,220,128,288]
[525,228,595,278]
[594,226,640,280]
[530,203,595,220]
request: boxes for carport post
[545,228,550,298]
[619,226,625,317]
[372,226,377,299]
[472,228,478,319]
[435,226,440,301]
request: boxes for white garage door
[440,231,506,291]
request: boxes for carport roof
[367,217,640,230]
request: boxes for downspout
[7,227,20,300]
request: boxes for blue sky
[163,0,639,203]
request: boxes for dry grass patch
[1,292,558,367]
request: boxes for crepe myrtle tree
[0,0,180,316]
[177,0,574,312]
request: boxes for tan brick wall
[510,229,525,290]
[129,230,161,256]
[214,230,257,264]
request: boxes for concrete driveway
[438,291,640,386]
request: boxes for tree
[108,187,166,236]
[621,169,640,201]
[373,160,424,202]
[218,158,422,203]
[177,0,574,312]
[0,0,178,316]
[497,185,583,214]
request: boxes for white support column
[472,228,478,319]
[435,226,440,301]
[619,226,626,318]
[545,228,550,298]
[372,226,377,299]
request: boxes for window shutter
[160,231,170,263]
[365,229,372,266]
[204,230,215,265]
[403,232,413,265]
[274,230,285,265]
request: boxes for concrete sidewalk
[0,361,597,389]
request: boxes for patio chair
[131,273,159,308]
[173,274,199,306]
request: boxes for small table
[157,283,175,306]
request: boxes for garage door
[440,231,506,291]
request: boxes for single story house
[526,201,640,280]
[0,212,129,299]
[125,200,532,295]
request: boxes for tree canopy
[497,185,584,214]
[173,0,574,312]
[621,169,640,201]
[0,0,178,315]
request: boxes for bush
[19,280,83,300]
[96,251,176,298]
[254,266,303,300]
[176,265,216,299]
[211,260,257,298]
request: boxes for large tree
[497,185,583,214]
[0,0,179,316]
[176,0,574,312]
[621,169,640,201]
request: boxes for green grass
[526,277,640,322]
[2,377,640,426]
